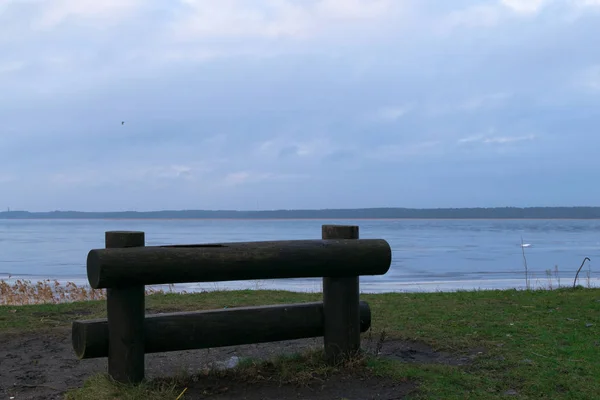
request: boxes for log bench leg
[104,231,146,384]
[322,225,361,364]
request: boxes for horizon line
[2,218,600,221]
[2,206,600,214]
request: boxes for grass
[367,287,600,398]
[2,281,600,399]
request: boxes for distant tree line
[2,207,600,219]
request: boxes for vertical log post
[322,225,361,364]
[105,231,146,384]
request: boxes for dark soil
[374,339,485,366]
[0,328,477,400]
[182,372,416,400]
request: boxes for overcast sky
[1,0,599,211]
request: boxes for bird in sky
[121,121,125,125]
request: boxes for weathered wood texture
[104,231,146,384]
[72,301,372,359]
[322,225,361,364]
[87,239,392,289]
[105,231,145,249]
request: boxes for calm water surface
[0,219,598,292]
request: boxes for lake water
[0,219,598,293]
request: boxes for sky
[1,0,599,212]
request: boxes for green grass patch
[3,287,600,399]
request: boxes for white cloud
[372,105,412,122]
[574,0,600,6]
[222,170,307,186]
[146,165,194,179]
[484,134,536,143]
[459,92,512,110]
[315,0,393,19]
[367,140,442,161]
[443,4,505,29]
[48,163,207,187]
[458,134,486,143]
[257,136,338,159]
[500,0,547,14]
[441,0,551,31]
[32,0,142,30]
[223,171,253,186]
[170,0,398,42]
[425,93,511,117]
[458,133,536,144]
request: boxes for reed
[0,278,166,306]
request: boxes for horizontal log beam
[72,301,371,359]
[87,239,391,288]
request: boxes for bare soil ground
[0,328,480,400]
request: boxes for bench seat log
[87,239,391,289]
[72,301,372,359]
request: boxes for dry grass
[0,278,169,306]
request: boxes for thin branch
[573,257,591,288]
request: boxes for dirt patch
[0,328,322,400]
[0,327,474,400]
[182,373,416,399]
[374,339,485,366]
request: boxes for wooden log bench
[71,224,392,384]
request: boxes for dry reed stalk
[0,279,166,306]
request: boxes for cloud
[371,105,412,122]
[0,0,142,37]
[170,0,399,42]
[46,163,210,189]
[440,0,567,31]
[442,4,505,29]
[458,92,512,110]
[423,92,512,117]
[366,141,442,161]
[256,136,339,160]
[484,134,536,144]
[32,0,142,30]
[144,165,195,180]
[222,171,307,186]
[500,0,546,14]
[223,171,255,186]
[576,0,600,6]
[457,134,486,144]
[458,134,537,145]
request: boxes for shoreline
[3,275,599,298]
